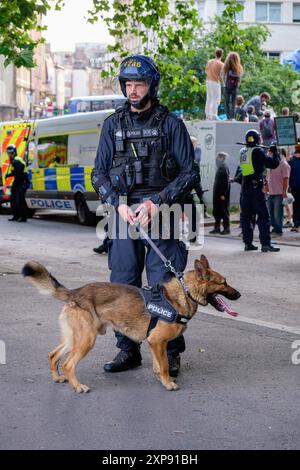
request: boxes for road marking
[200,310,300,336]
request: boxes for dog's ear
[194,259,207,278]
[199,254,210,269]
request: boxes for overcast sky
[43,0,112,52]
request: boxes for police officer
[5,144,29,222]
[91,55,200,376]
[239,129,280,252]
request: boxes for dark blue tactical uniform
[240,135,280,250]
[92,55,200,375]
[92,100,199,354]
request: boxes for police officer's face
[7,151,14,161]
[125,80,149,101]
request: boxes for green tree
[0,0,64,68]
[160,1,269,117]
[240,59,300,114]
[88,0,202,99]
[161,0,299,116]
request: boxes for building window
[263,51,281,59]
[293,4,300,22]
[256,2,281,23]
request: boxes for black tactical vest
[111,102,172,201]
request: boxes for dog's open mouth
[207,293,239,317]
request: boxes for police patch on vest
[126,130,142,138]
[142,128,160,137]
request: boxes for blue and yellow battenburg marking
[28,166,94,192]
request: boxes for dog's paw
[165,381,179,391]
[75,384,90,393]
[53,375,67,383]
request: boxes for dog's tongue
[214,295,239,317]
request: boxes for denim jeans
[268,194,283,233]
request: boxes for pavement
[0,210,300,450]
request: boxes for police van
[24,110,112,224]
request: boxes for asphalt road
[0,213,299,450]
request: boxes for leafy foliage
[0,0,64,67]
[88,0,202,99]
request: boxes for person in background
[223,51,243,120]
[281,107,290,116]
[292,112,300,123]
[259,110,275,146]
[5,144,29,222]
[289,142,300,232]
[190,136,208,218]
[234,95,248,122]
[210,152,231,235]
[281,148,293,228]
[239,129,280,252]
[205,48,224,120]
[267,146,290,236]
[247,105,259,123]
[257,110,264,122]
[244,92,271,116]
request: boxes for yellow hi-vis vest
[13,156,28,173]
[239,147,255,176]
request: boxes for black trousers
[212,196,230,229]
[291,188,300,227]
[108,214,188,355]
[10,185,27,220]
[224,87,238,119]
[240,187,271,246]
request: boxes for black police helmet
[245,129,260,147]
[118,55,160,102]
[6,144,17,157]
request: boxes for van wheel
[75,195,96,226]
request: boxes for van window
[25,140,36,166]
[37,135,68,168]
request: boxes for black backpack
[226,70,239,89]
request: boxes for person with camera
[5,144,29,222]
[239,130,281,252]
[91,55,200,376]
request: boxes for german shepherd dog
[22,255,240,393]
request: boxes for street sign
[274,116,297,146]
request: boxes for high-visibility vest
[239,147,255,176]
[13,156,28,173]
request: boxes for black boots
[93,244,108,254]
[244,244,258,251]
[103,350,181,376]
[103,349,142,372]
[167,354,181,377]
[261,245,280,252]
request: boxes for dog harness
[139,284,190,336]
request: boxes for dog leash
[137,225,197,304]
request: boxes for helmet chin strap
[128,93,151,110]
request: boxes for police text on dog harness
[139,284,190,336]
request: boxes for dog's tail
[22,261,70,302]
